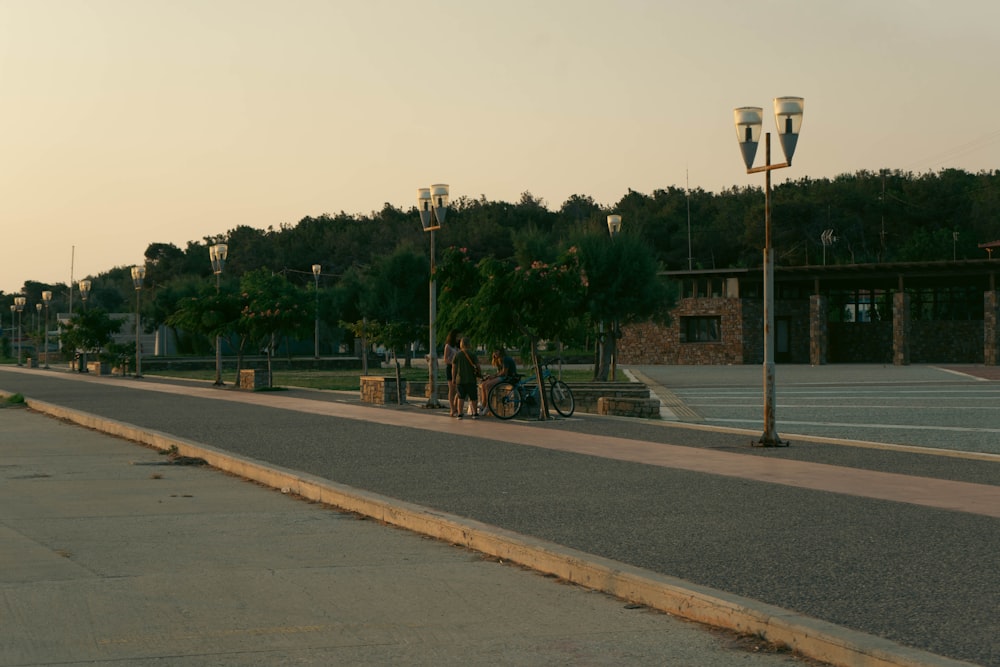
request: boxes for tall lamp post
[417,184,449,409]
[42,291,52,369]
[606,215,622,381]
[210,243,228,386]
[131,265,146,378]
[312,264,321,359]
[79,280,91,372]
[14,296,26,366]
[733,96,804,447]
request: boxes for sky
[1,0,998,294]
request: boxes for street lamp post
[734,96,804,447]
[210,243,228,386]
[14,297,25,366]
[312,264,321,359]
[79,280,91,373]
[606,215,622,381]
[417,184,449,409]
[35,303,41,339]
[131,265,146,378]
[42,291,52,369]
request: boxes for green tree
[358,245,428,367]
[166,284,243,376]
[59,308,124,366]
[575,232,673,380]
[237,269,312,385]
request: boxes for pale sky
[1,0,998,294]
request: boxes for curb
[17,395,979,667]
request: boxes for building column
[985,291,999,366]
[893,291,910,366]
[809,294,827,366]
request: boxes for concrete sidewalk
[1,404,819,666]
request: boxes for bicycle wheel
[488,382,522,420]
[549,380,575,417]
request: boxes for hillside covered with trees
[4,168,998,365]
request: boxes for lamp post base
[753,434,789,448]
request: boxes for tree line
[3,168,997,373]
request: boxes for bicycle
[487,358,575,420]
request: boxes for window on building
[908,286,982,321]
[681,316,721,342]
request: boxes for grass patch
[5,393,25,405]
[144,365,597,391]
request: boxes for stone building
[618,259,1000,366]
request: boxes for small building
[619,259,1000,366]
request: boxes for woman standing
[442,329,461,417]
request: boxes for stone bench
[360,376,407,405]
[239,369,271,391]
[597,396,661,419]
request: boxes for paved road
[2,365,997,666]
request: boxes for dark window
[682,316,721,342]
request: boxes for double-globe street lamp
[79,279,92,372]
[733,96,804,447]
[606,215,623,381]
[417,184,449,409]
[42,291,52,369]
[312,263,321,359]
[210,243,228,386]
[14,296,25,366]
[131,265,146,378]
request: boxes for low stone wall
[360,376,407,405]
[239,369,271,391]
[405,380,450,401]
[597,396,661,419]
[87,361,111,376]
[565,382,651,415]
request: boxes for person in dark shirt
[452,338,482,419]
[479,348,517,414]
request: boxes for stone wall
[893,292,910,365]
[566,382,651,414]
[619,297,744,365]
[810,294,828,365]
[597,396,660,419]
[910,321,983,363]
[986,291,998,366]
[360,376,407,405]
[239,369,270,390]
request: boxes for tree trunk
[530,341,550,420]
[595,321,615,381]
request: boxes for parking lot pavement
[629,363,1000,455]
